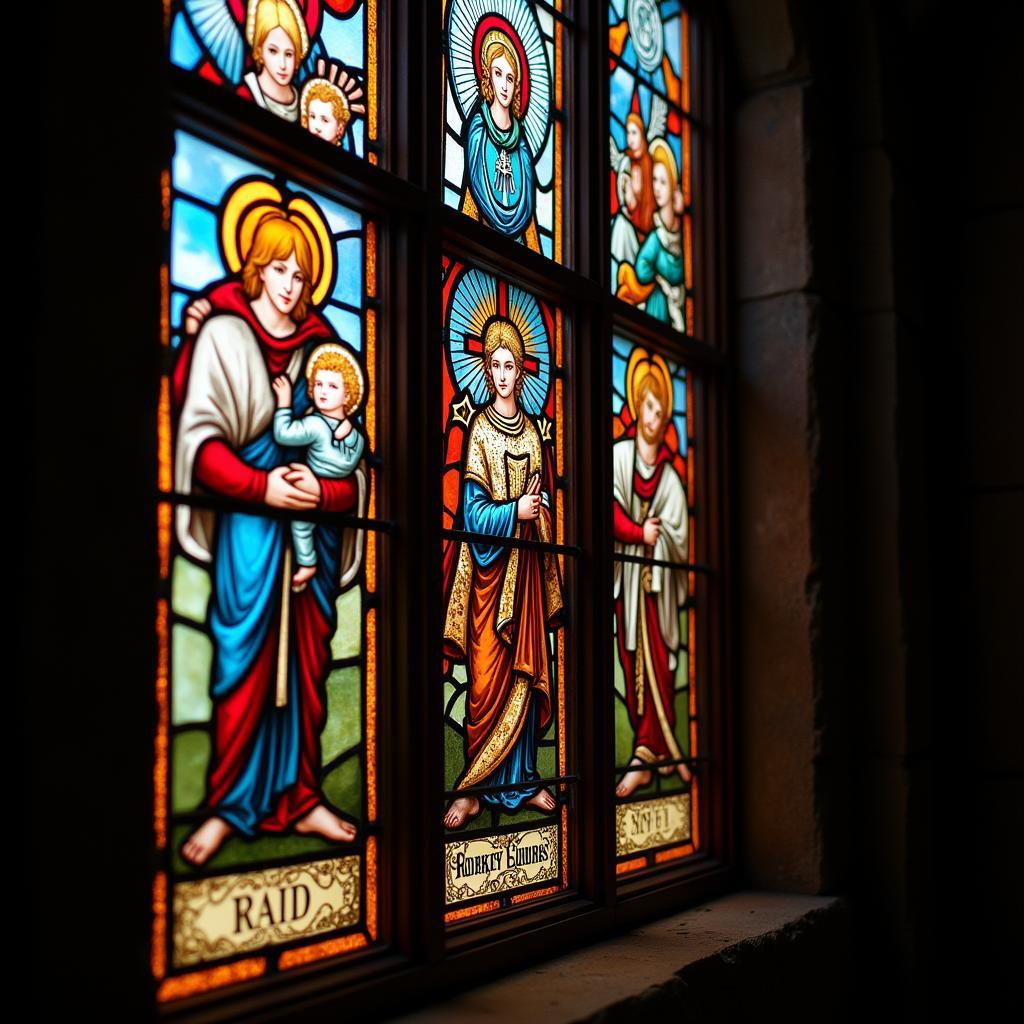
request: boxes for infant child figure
[272,343,366,590]
[299,63,366,147]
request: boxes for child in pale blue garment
[272,343,366,590]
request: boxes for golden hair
[482,319,526,400]
[301,81,351,144]
[306,349,362,416]
[649,138,679,195]
[479,36,523,120]
[635,369,670,443]
[242,212,315,322]
[251,0,304,71]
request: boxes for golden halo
[220,180,335,307]
[222,179,282,274]
[648,137,679,191]
[245,0,310,60]
[286,196,334,307]
[480,28,521,80]
[305,343,365,412]
[626,346,673,424]
[300,77,352,131]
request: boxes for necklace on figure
[493,147,516,199]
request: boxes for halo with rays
[446,0,552,159]
[446,266,551,417]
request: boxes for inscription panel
[173,856,360,967]
[445,824,559,905]
[616,794,691,857]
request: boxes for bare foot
[295,804,357,842]
[443,796,481,829]
[292,564,317,591]
[676,761,693,784]
[615,757,653,797]
[526,788,557,813]
[181,817,232,866]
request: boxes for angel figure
[609,94,670,265]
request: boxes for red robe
[173,282,358,512]
[613,442,680,767]
[173,282,360,833]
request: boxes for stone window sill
[394,893,845,1023]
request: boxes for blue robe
[465,104,535,239]
[175,301,353,839]
[634,221,684,325]
[463,478,541,809]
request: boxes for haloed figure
[272,344,366,590]
[616,139,685,331]
[300,64,366,148]
[463,30,540,248]
[239,0,309,122]
[301,81,351,145]
[612,357,691,797]
[442,321,564,829]
[174,205,366,866]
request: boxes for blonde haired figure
[442,318,564,829]
[272,344,365,589]
[238,0,310,121]
[612,352,690,797]
[616,138,686,331]
[300,64,366,147]
[175,199,366,866]
[463,29,540,249]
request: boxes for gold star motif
[451,393,474,429]
[537,416,553,443]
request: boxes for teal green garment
[634,220,684,324]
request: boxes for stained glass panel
[442,0,567,262]
[155,130,380,996]
[611,335,697,872]
[440,257,571,917]
[168,1,379,160]
[609,1,693,332]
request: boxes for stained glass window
[442,0,568,262]
[148,0,727,1009]
[440,258,572,921]
[154,129,381,1000]
[611,336,699,875]
[609,1,694,332]
[169,1,379,160]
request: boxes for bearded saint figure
[612,354,692,797]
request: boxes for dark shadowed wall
[728,0,1021,1015]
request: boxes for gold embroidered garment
[443,406,564,789]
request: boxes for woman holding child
[173,183,366,865]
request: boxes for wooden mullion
[169,70,423,218]
[440,208,602,306]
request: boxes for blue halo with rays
[447,267,551,417]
